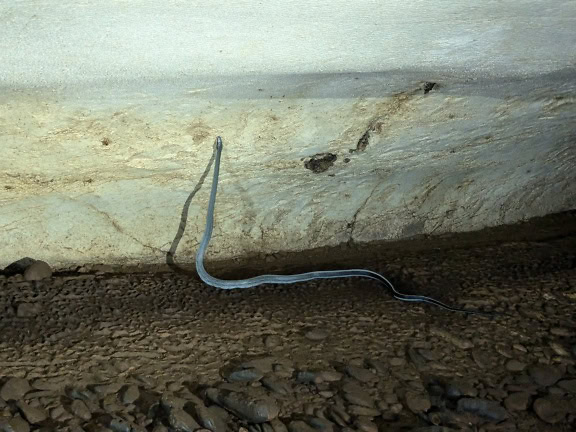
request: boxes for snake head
[215,136,223,151]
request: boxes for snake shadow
[166,142,217,274]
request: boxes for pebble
[404,391,431,413]
[533,397,567,424]
[557,379,576,393]
[503,392,531,411]
[92,383,124,396]
[70,399,92,420]
[528,364,562,387]
[121,385,140,404]
[270,418,288,432]
[0,416,30,432]
[444,380,478,399]
[16,303,41,318]
[305,330,328,342]
[109,418,133,432]
[16,401,48,424]
[388,357,405,367]
[306,417,336,432]
[194,405,227,432]
[549,342,570,357]
[264,335,282,349]
[354,417,378,432]
[327,405,350,426]
[318,371,342,382]
[456,398,509,422]
[550,327,574,337]
[23,260,52,281]
[167,409,200,432]
[505,359,527,372]
[430,328,474,350]
[471,350,492,369]
[295,371,323,385]
[343,390,374,408]
[206,388,279,423]
[261,376,291,396]
[225,367,265,383]
[344,366,378,383]
[347,404,380,417]
[288,420,316,432]
[1,378,31,401]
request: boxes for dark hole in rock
[356,130,371,152]
[304,153,337,173]
[423,82,437,94]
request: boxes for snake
[196,136,490,315]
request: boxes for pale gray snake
[196,136,489,315]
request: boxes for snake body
[196,136,488,315]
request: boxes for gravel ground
[1,212,575,432]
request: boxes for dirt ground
[1,211,575,432]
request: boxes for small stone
[445,380,478,399]
[193,405,227,432]
[121,385,140,404]
[347,405,380,417]
[31,378,64,392]
[261,376,291,396]
[405,391,431,413]
[430,328,474,350]
[264,335,282,349]
[16,401,48,424]
[206,388,279,423]
[288,420,316,432]
[407,347,428,369]
[343,390,374,408]
[295,371,323,384]
[167,409,200,432]
[528,365,562,387]
[557,379,576,393]
[550,327,574,337]
[92,383,124,395]
[327,405,351,426]
[305,417,336,432]
[388,357,405,367]
[3,416,30,432]
[504,392,531,411]
[533,397,567,424]
[1,378,31,401]
[318,371,342,382]
[270,418,288,432]
[456,398,509,422]
[471,350,492,369]
[23,260,52,281]
[345,366,378,383]
[70,399,92,420]
[305,330,328,342]
[512,344,528,353]
[16,303,41,318]
[109,418,133,432]
[505,360,527,372]
[225,367,265,383]
[354,417,378,432]
[549,342,570,357]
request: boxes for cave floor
[1,212,575,432]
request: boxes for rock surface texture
[1,1,575,267]
[0,213,575,431]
